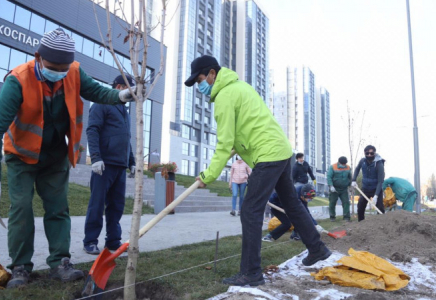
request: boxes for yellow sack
[268,217,294,232]
[383,187,396,208]
[0,264,11,289]
[312,248,409,291]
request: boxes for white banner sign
[0,25,39,47]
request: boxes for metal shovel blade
[327,230,347,239]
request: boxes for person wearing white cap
[0,29,137,288]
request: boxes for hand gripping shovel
[266,202,346,239]
[82,180,201,297]
[355,186,384,215]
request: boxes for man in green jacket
[184,55,331,286]
[382,177,416,211]
[327,156,352,222]
[0,29,135,288]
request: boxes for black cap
[338,156,348,164]
[112,74,135,87]
[184,55,219,87]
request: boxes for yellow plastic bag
[0,264,11,289]
[268,217,293,232]
[383,187,396,208]
[312,248,409,291]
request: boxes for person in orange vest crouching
[0,29,136,289]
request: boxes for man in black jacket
[83,75,136,254]
[292,153,316,188]
[351,145,385,221]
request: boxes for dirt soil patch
[323,210,436,263]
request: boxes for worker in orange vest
[0,29,136,289]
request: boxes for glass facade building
[0,0,165,166]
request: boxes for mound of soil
[323,210,436,263]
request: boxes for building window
[204,116,210,125]
[203,163,207,170]
[208,148,214,160]
[197,36,202,45]
[143,99,152,162]
[203,148,207,160]
[195,96,201,105]
[182,142,189,155]
[209,134,217,146]
[182,125,190,138]
[0,0,15,23]
[189,161,196,176]
[82,38,94,58]
[195,112,200,121]
[198,23,203,31]
[190,145,198,157]
[29,13,45,35]
[14,5,31,30]
[207,29,212,37]
[204,132,208,141]
[182,160,188,175]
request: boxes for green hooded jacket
[382,177,416,201]
[199,68,292,184]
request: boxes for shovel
[266,202,346,239]
[82,180,201,297]
[82,151,236,297]
[355,186,384,215]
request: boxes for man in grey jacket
[351,145,385,221]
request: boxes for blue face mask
[41,60,68,82]
[198,74,214,96]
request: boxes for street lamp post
[406,0,421,213]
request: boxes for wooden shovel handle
[267,202,286,214]
[127,150,237,242]
[355,186,384,215]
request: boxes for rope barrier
[75,239,293,299]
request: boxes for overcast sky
[262,0,436,185]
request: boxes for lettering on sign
[0,25,40,47]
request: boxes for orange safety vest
[332,163,351,172]
[4,60,83,167]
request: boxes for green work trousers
[6,154,71,272]
[329,189,350,220]
[401,191,417,212]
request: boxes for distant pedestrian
[292,153,316,188]
[351,145,385,221]
[382,177,416,212]
[83,74,136,254]
[228,155,251,216]
[327,156,352,222]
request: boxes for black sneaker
[83,243,100,255]
[302,245,332,266]
[222,272,265,286]
[230,210,236,216]
[262,234,274,242]
[330,217,336,222]
[49,257,84,282]
[290,232,301,241]
[6,265,29,288]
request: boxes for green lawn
[0,163,153,217]
[0,218,340,300]
[309,197,330,207]
[175,173,233,197]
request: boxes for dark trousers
[6,154,70,272]
[240,158,324,275]
[269,208,292,240]
[357,188,385,221]
[83,164,126,248]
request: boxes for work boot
[230,210,236,216]
[7,265,29,288]
[49,257,84,282]
[343,218,352,222]
[302,245,332,266]
[222,272,265,286]
[330,217,336,222]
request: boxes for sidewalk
[0,206,349,271]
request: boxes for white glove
[118,86,146,102]
[372,195,378,206]
[351,181,357,188]
[330,186,336,193]
[92,161,105,176]
[130,165,136,175]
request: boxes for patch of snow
[391,258,436,293]
[308,288,351,300]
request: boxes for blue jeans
[239,158,325,275]
[83,164,126,248]
[232,182,247,211]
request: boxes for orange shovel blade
[327,230,347,239]
[83,242,129,294]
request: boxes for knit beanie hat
[38,28,75,64]
[338,156,348,165]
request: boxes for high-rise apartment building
[221,0,269,102]
[162,0,270,179]
[274,66,330,194]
